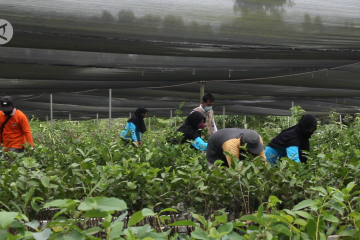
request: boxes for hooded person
[265,114,318,164]
[121,108,148,147]
[206,128,265,168]
[0,96,34,153]
[171,111,208,151]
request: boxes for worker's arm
[257,136,266,159]
[190,137,208,151]
[20,114,34,147]
[213,119,218,132]
[286,146,300,163]
[121,122,138,142]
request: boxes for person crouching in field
[171,111,208,151]
[265,114,317,164]
[121,108,148,147]
[206,128,265,168]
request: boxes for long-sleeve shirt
[120,122,141,142]
[264,146,300,164]
[0,109,33,149]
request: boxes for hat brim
[1,106,13,111]
[248,142,264,155]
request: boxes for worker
[121,108,148,147]
[206,128,265,167]
[171,111,208,151]
[0,96,34,153]
[192,93,217,136]
[265,114,317,164]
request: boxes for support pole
[129,112,131,119]
[69,113,71,122]
[97,113,99,128]
[200,81,205,104]
[244,115,247,129]
[288,116,290,127]
[109,89,112,131]
[223,106,225,129]
[50,94,53,132]
[340,114,342,130]
[292,101,294,125]
[170,110,173,127]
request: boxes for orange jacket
[0,109,34,149]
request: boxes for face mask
[198,123,205,130]
[204,106,212,111]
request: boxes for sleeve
[286,146,300,163]
[137,131,141,141]
[213,119,218,132]
[20,113,34,147]
[190,137,208,151]
[257,136,266,159]
[128,122,138,142]
[222,139,240,167]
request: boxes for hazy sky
[2,0,360,25]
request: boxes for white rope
[70,89,99,94]
[145,82,197,89]
[214,61,360,83]
[17,94,46,101]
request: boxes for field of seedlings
[1,110,360,240]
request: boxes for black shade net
[0,0,359,120]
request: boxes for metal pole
[200,82,205,104]
[170,110,173,127]
[288,116,290,127]
[340,114,342,129]
[223,106,225,129]
[109,89,112,130]
[244,115,247,129]
[69,113,71,122]
[129,112,131,119]
[292,101,294,125]
[50,94,53,132]
[97,113,99,127]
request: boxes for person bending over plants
[206,128,265,167]
[121,108,148,147]
[170,111,208,151]
[265,114,317,164]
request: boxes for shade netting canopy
[1,0,359,119]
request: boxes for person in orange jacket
[0,96,34,153]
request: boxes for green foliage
[1,110,360,239]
